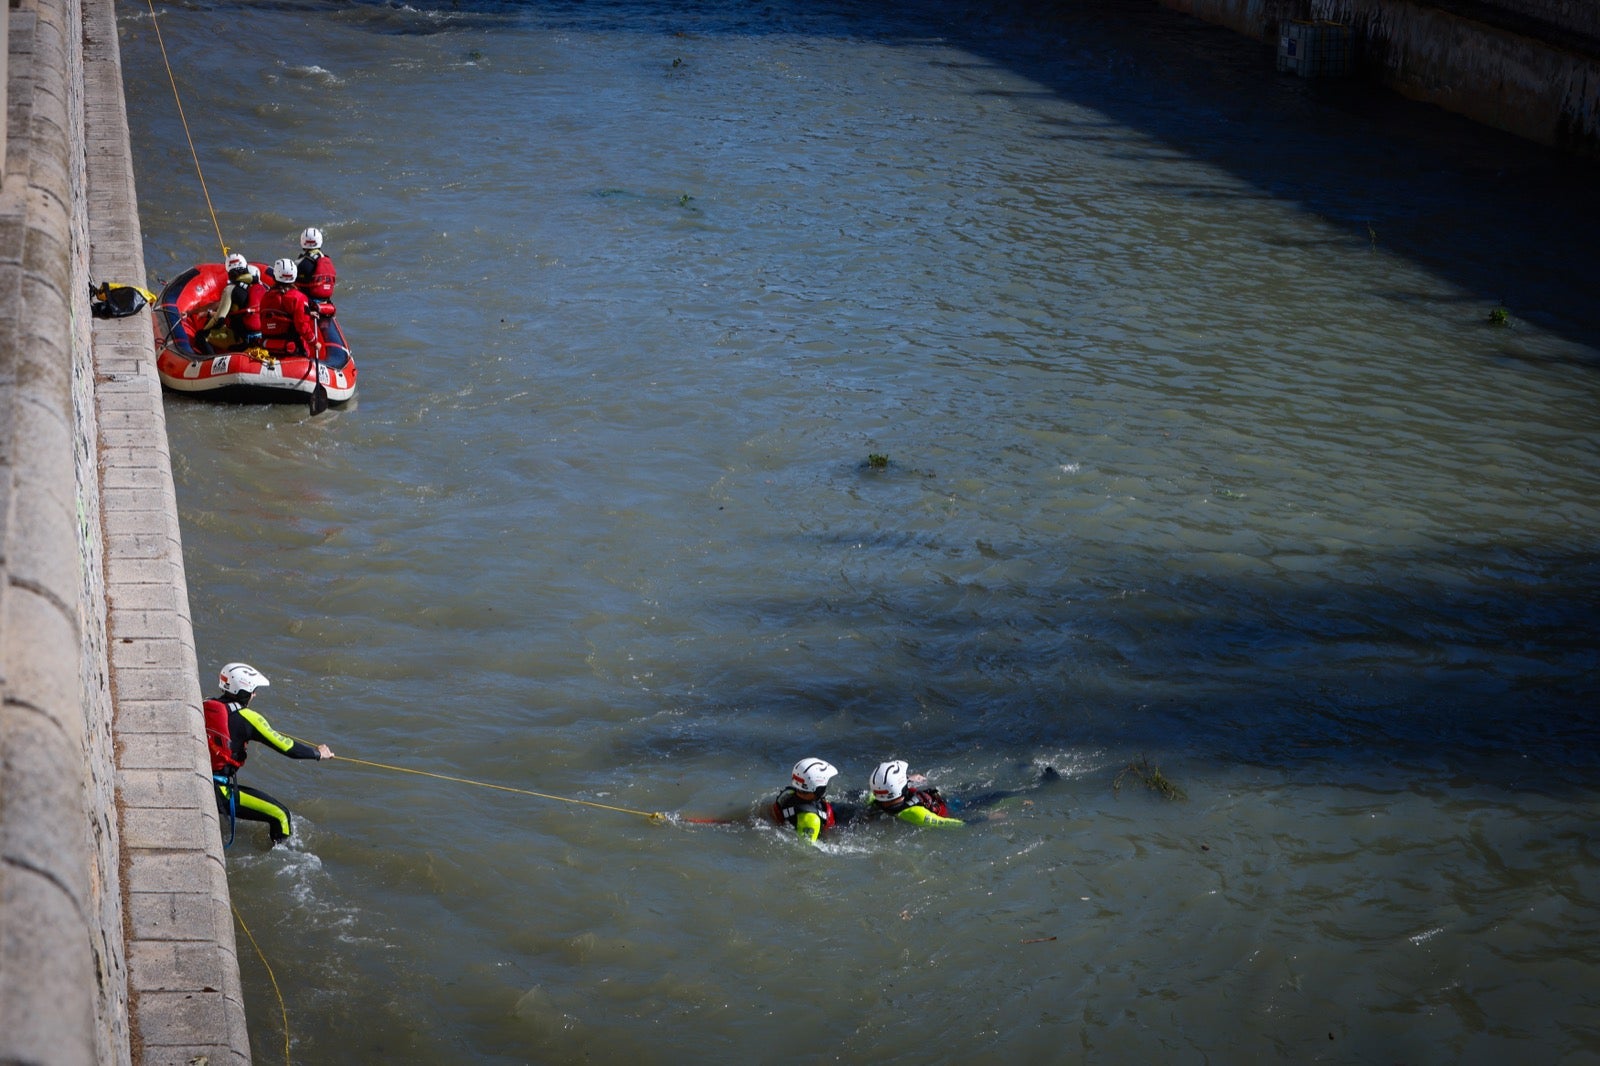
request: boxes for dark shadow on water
[334,0,1600,790]
[615,531,1600,798]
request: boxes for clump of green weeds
[864,453,889,470]
[1487,306,1510,326]
[1114,756,1186,801]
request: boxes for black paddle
[305,317,328,415]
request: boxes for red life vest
[261,284,321,354]
[910,787,950,818]
[297,252,336,302]
[203,698,243,776]
[229,279,264,335]
[771,788,836,831]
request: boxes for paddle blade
[308,383,329,415]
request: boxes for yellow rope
[233,904,292,1066]
[336,756,667,821]
[144,0,229,260]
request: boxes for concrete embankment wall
[0,1,122,1059]
[1162,0,1600,156]
[1,0,248,1063]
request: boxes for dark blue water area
[322,0,1600,791]
[333,0,1600,350]
[154,0,1600,797]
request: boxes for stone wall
[2,0,249,1062]
[0,0,124,1060]
[1163,0,1600,156]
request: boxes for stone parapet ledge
[83,0,250,1061]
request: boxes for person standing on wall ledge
[205,662,334,846]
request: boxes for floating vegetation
[1366,221,1377,249]
[865,453,889,470]
[678,193,695,208]
[1113,756,1185,801]
[1487,305,1510,326]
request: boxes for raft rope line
[232,904,292,1066]
[144,0,229,260]
[335,756,668,821]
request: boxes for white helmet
[870,760,909,802]
[224,252,249,273]
[272,257,299,284]
[218,662,270,695]
[300,226,323,250]
[790,758,838,793]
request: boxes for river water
[118,1,1600,1062]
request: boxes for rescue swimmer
[771,757,848,844]
[206,662,334,846]
[865,760,966,828]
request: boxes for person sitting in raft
[264,257,323,360]
[865,760,966,828]
[294,226,337,315]
[771,758,843,844]
[205,662,334,846]
[200,253,264,354]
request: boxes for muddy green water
[121,1,1600,1062]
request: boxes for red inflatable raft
[153,262,357,404]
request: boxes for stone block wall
[0,0,125,1062]
[1163,0,1600,155]
[3,0,249,1062]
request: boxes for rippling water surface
[121,1,1600,1061]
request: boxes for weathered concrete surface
[0,0,122,1060]
[1163,0,1600,156]
[1,0,250,1062]
[84,0,250,1058]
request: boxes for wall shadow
[350,0,1600,353]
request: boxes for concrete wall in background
[1163,0,1600,156]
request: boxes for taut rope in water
[335,756,668,821]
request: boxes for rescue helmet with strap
[218,662,269,694]
[870,760,909,803]
[790,757,838,794]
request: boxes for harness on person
[911,787,950,818]
[772,787,837,832]
[204,698,243,847]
